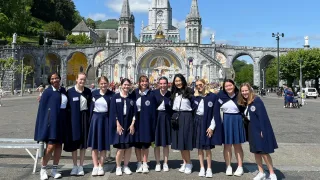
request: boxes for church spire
[120,0,131,18]
[188,0,200,18]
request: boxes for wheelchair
[286,98,300,109]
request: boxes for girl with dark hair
[110,78,136,176]
[133,75,157,173]
[193,79,223,177]
[238,83,278,180]
[153,77,172,172]
[34,72,67,179]
[216,79,246,177]
[64,72,92,176]
[88,76,114,176]
[170,73,194,174]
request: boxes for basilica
[70,0,225,84]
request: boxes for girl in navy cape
[34,72,67,179]
[87,76,114,176]
[64,72,92,176]
[238,83,278,180]
[170,74,195,174]
[133,75,157,173]
[216,79,246,176]
[193,79,223,178]
[109,78,136,176]
[153,77,172,172]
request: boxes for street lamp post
[300,59,303,96]
[39,31,50,84]
[261,68,265,89]
[272,32,284,88]
[20,57,24,96]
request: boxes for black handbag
[171,96,182,129]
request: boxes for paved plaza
[0,95,320,179]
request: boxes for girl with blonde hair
[238,83,278,180]
[193,79,223,177]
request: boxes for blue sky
[73,0,320,62]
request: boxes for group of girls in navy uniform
[35,72,278,180]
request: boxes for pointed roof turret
[120,0,131,18]
[187,0,200,19]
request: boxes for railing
[98,49,122,66]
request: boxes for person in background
[64,72,92,176]
[193,79,223,177]
[90,83,97,92]
[37,86,45,102]
[217,79,246,177]
[0,88,3,107]
[87,76,114,176]
[282,85,288,108]
[301,90,306,105]
[34,72,68,180]
[153,77,172,172]
[238,83,278,180]
[109,78,136,176]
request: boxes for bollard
[39,141,44,157]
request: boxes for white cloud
[88,13,110,21]
[172,18,185,29]
[105,0,151,13]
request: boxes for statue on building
[98,68,102,77]
[218,68,223,79]
[210,33,215,43]
[304,36,309,46]
[106,31,110,43]
[12,33,17,44]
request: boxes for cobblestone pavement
[0,96,319,180]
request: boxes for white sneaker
[206,168,213,178]
[163,163,169,172]
[116,167,122,176]
[155,164,161,172]
[51,169,62,179]
[136,162,143,173]
[234,166,244,176]
[142,163,149,173]
[77,166,84,176]
[91,167,98,176]
[253,172,266,180]
[70,166,78,176]
[179,164,186,173]
[198,168,205,177]
[97,167,105,176]
[40,169,48,180]
[184,164,193,174]
[226,166,233,176]
[123,166,132,175]
[268,173,277,180]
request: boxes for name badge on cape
[130,100,134,106]
[116,98,121,103]
[73,97,79,101]
[194,100,199,105]
[218,98,223,104]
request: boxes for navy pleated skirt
[64,110,90,152]
[171,111,193,151]
[155,111,171,147]
[223,113,246,145]
[193,115,215,150]
[87,112,110,151]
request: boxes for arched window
[193,28,197,43]
[188,29,192,43]
[123,28,127,43]
[128,29,132,42]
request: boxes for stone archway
[45,53,61,75]
[260,54,276,89]
[21,54,36,88]
[66,52,88,86]
[136,48,185,83]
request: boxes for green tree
[66,34,93,44]
[235,64,253,85]
[86,18,96,29]
[43,21,66,40]
[265,59,277,87]
[17,65,33,93]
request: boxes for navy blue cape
[109,93,136,145]
[34,86,67,141]
[133,88,157,143]
[153,89,172,115]
[247,96,278,153]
